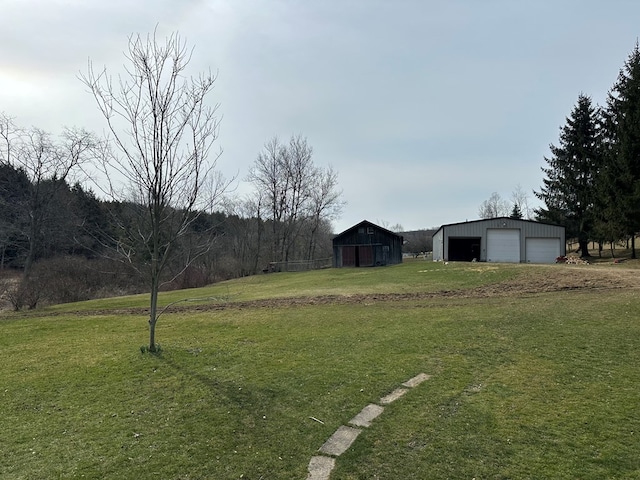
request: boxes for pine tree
[601,43,640,259]
[509,203,523,219]
[535,94,601,257]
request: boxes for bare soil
[229,264,640,308]
[24,264,638,318]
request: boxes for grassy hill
[2,260,640,479]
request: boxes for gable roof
[333,220,402,240]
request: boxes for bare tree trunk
[578,238,590,258]
[253,217,264,274]
[23,216,37,278]
[148,275,159,352]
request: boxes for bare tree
[0,112,18,166]
[247,134,344,265]
[280,135,315,262]
[478,192,510,219]
[80,31,227,352]
[7,125,94,277]
[223,193,266,276]
[0,113,20,270]
[247,136,287,262]
[305,165,344,260]
[511,184,532,219]
[402,228,435,256]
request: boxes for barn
[432,217,566,264]
[333,220,403,267]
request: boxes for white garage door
[526,238,560,264]
[487,229,520,263]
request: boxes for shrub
[17,256,148,308]
[6,276,42,310]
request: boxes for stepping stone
[306,456,335,480]
[402,373,432,388]
[349,404,385,428]
[319,426,362,456]
[379,387,408,405]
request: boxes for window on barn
[367,227,374,234]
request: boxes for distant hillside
[400,228,438,255]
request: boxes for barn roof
[333,220,402,240]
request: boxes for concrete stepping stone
[349,403,385,428]
[379,387,408,405]
[319,425,362,456]
[306,456,335,480]
[307,373,432,477]
[402,373,432,388]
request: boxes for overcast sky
[1,1,639,233]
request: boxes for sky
[1,1,640,234]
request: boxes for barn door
[342,246,356,267]
[358,246,374,266]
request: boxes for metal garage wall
[487,229,520,262]
[432,218,565,263]
[432,228,444,261]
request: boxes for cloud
[1,0,639,234]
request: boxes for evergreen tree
[601,43,640,258]
[509,203,523,219]
[0,163,30,268]
[70,183,110,256]
[535,94,601,257]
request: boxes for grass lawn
[1,260,640,479]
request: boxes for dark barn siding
[333,220,403,267]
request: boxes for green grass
[2,261,640,479]
[38,259,522,313]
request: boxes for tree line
[477,186,532,220]
[0,129,340,306]
[536,43,640,259]
[0,33,343,333]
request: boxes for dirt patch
[38,264,638,318]
[469,265,640,296]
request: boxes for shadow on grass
[156,350,281,415]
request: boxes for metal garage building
[432,217,565,264]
